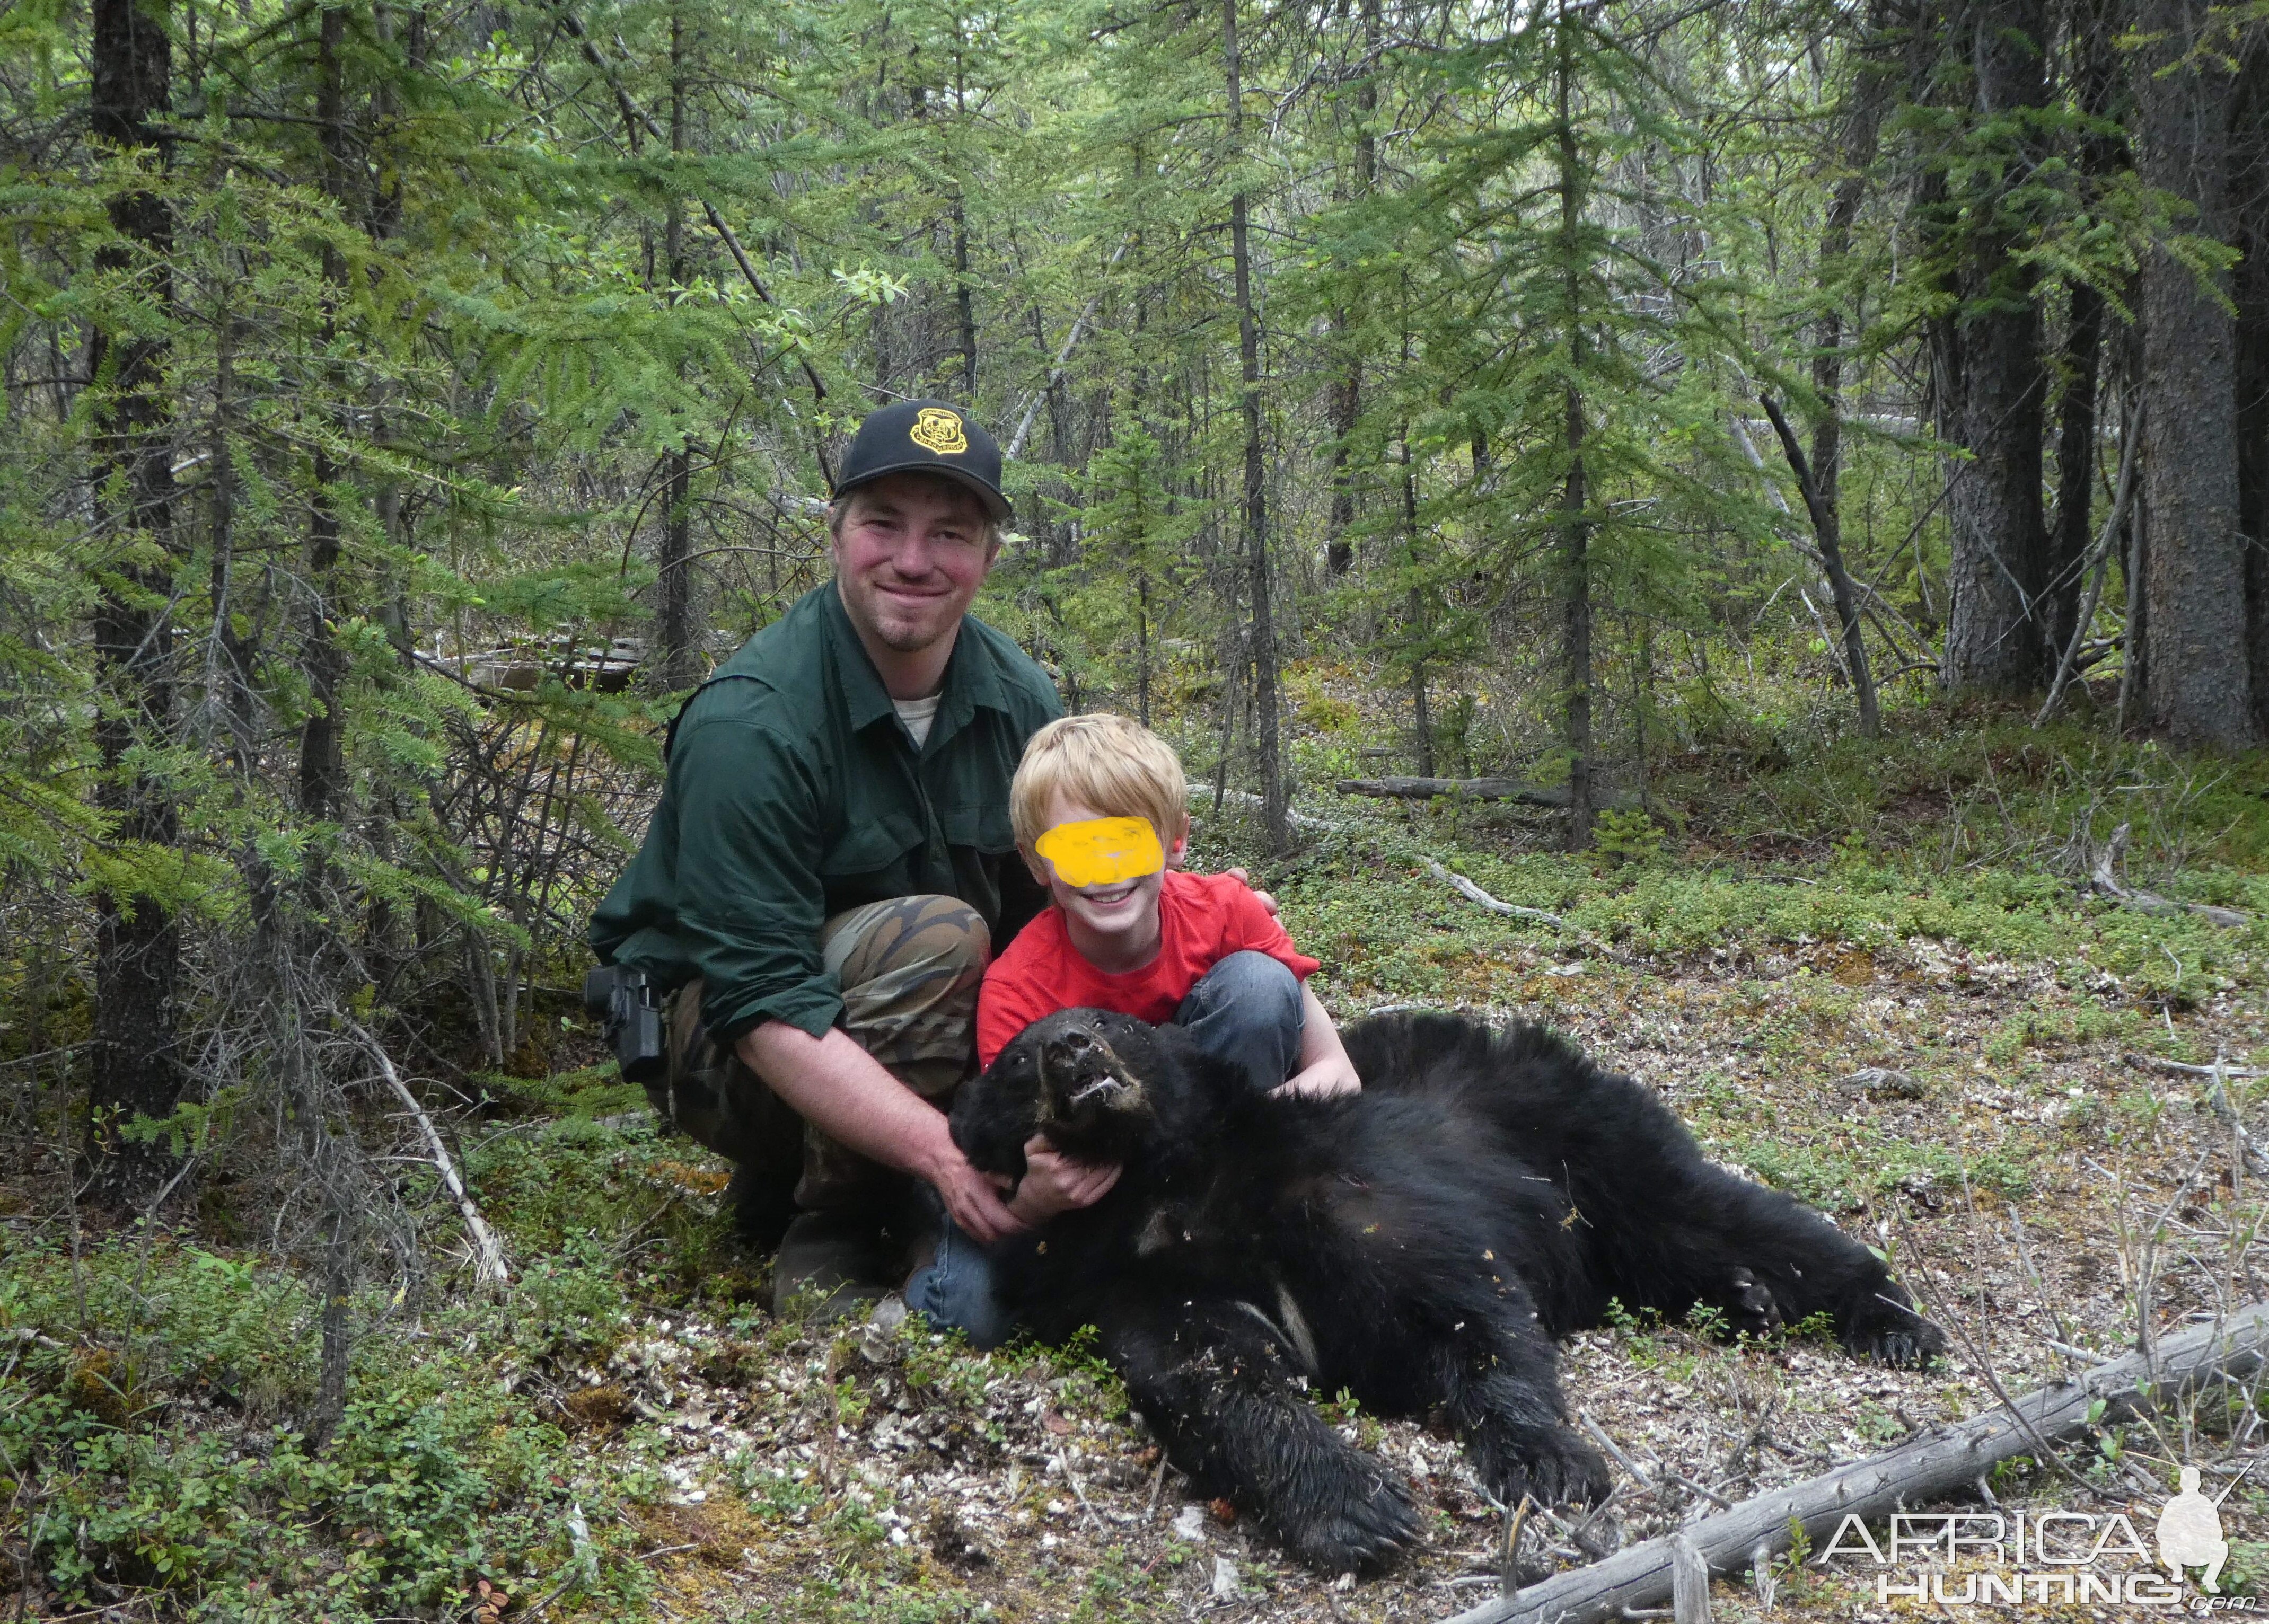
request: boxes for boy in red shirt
[976,713,1362,1099]
[905,713,1359,1345]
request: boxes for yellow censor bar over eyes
[1033,816,1165,888]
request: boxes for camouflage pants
[656,895,989,1212]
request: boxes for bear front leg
[1098,1294,1421,1573]
[1429,1303,1610,1511]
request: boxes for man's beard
[869,603,952,652]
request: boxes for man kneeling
[588,401,1061,1318]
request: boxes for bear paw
[1475,1422,1613,1510]
[1841,1290,1949,1367]
[1273,1466,1423,1573]
[1721,1267,1786,1337]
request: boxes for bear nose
[1047,1027,1100,1064]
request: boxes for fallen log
[1423,859,1569,929]
[1338,777,1639,811]
[2087,823,2252,928]
[1189,784,1342,833]
[1444,1300,2269,1624]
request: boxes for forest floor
[7,699,2269,1622]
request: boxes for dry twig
[346,1019,511,1288]
[2087,823,2252,927]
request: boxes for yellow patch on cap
[1034,816,1164,888]
[909,407,969,455]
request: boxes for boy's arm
[1276,983,1362,1099]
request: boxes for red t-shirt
[976,869,1321,1069]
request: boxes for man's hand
[929,1152,1026,1245]
[738,1020,1030,1242]
[1220,866,1279,918]
[1009,1138,1121,1225]
[1274,1055,1362,1100]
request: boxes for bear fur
[948,1007,1946,1574]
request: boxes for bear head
[952,1008,1176,1189]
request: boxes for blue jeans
[905,952,1305,1347]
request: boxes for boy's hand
[1008,1137,1122,1224]
[1274,1056,1362,1100]
[1219,866,1279,917]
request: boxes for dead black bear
[949,1007,1945,1574]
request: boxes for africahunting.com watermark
[1820,1467,2256,1612]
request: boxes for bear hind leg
[1101,1294,1421,1572]
[1607,1172,1947,1367]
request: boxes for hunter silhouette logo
[2158,1463,2241,1594]
[909,407,969,455]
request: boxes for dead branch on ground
[1423,859,1570,929]
[348,1019,511,1288]
[1444,1302,2269,1624]
[2087,823,2252,928]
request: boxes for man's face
[831,474,998,656]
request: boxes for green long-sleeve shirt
[589,583,1062,1043]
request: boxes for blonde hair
[1011,713,1190,851]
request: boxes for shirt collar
[823,585,899,732]
[943,615,1013,716]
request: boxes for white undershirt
[893,692,943,748]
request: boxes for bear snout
[1039,1025,1107,1095]
[1039,1025,1148,1119]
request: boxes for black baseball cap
[831,399,1012,524]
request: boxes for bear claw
[1724,1267,1785,1336]
[1475,1423,1613,1510]
[1842,1292,1949,1367]
[1277,1470,1423,1572]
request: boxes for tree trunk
[1807,0,1899,597]
[1401,421,1432,775]
[1556,3,1594,851]
[1136,572,1152,728]
[85,0,181,1203]
[2047,0,2127,658]
[1324,0,1378,580]
[952,192,978,396]
[2136,0,2258,746]
[1761,395,1880,734]
[2050,281,2108,656]
[1225,0,1287,850]
[951,48,978,395]
[657,4,696,690]
[2235,33,2269,738]
[1325,352,1360,578]
[299,4,349,826]
[2118,487,2149,728]
[1936,0,2053,695]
